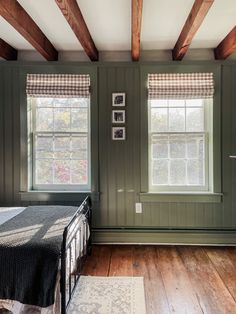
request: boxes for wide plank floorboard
[83,245,236,314]
[133,246,170,314]
[179,247,236,314]
[109,245,134,276]
[157,246,203,314]
[82,245,111,276]
[204,247,236,303]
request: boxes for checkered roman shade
[26,74,90,98]
[148,73,214,99]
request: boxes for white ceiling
[141,0,195,50]
[0,0,235,56]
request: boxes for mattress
[0,206,90,314]
[0,207,26,225]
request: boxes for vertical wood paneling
[231,67,236,226]
[0,63,236,231]
[116,67,126,226]
[125,68,136,226]
[12,68,21,204]
[4,68,13,203]
[222,66,233,227]
[107,68,117,226]
[99,66,140,227]
[0,69,4,205]
[96,67,109,227]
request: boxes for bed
[0,196,92,314]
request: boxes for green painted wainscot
[0,61,236,244]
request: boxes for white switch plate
[135,203,142,214]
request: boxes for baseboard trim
[92,229,236,245]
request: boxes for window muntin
[30,97,90,190]
[149,98,210,191]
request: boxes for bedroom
[0,0,236,313]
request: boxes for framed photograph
[112,110,125,124]
[112,93,125,107]
[112,127,126,140]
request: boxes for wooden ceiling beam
[0,0,58,61]
[132,0,143,61]
[214,26,236,60]
[172,0,214,61]
[0,38,17,60]
[55,0,98,61]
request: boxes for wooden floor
[82,245,236,314]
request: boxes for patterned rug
[68,276,146,314]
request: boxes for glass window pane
[169,108,185,132]
[70,98,89,108]
[35,160,53,184]
[187,160,204,185]
[169,100,185,107]
[54,108,70,131]
[186,135,205,159]
[71,108,88,132]
[186,99,203,107]
[150,99,168,107]
[151,135,168,159]
[71,160,88,184]
[36,97,54,107]
[152,160,168,185]
[151,108,168,132]
[169,135,186,158]
[72,136,87,150]
[54,151,71,159]
[36,151,54,158]
[186,107,204,132]
[54,160,70,184]
[54,136,70,151]
[71,151,87,159]
[54,98,70,107]
[36,108,53,131]
[36,135,53,158]
[170,160,186,185]
[36,135,53,151]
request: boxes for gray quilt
[0,205,79,307]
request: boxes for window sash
[32,131,90,190]
[149,132,209,191]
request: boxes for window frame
[30,97,91,191]
[19,65,98,200]
[148,98,212,192]
[140,65,221,201]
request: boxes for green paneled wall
[0,62,236,235]
[97,66,141,227]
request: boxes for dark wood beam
[132,0,143,61]
[172,0,214,61]
[55,0,98,61]
[0,0,58,61]
[0,38,17,60]
[214,26,236,60]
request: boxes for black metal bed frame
[60,196,92,314]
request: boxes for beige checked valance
[26,74,90,98]
[148,73,214,99]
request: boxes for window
[148,73,214,192]
[26,74,91,191]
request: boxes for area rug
[68,276,146,314]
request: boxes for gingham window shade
[26,74,90,98]
[148,73,214,99]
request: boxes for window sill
[139,192,222,203]
[19,191,100,202]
